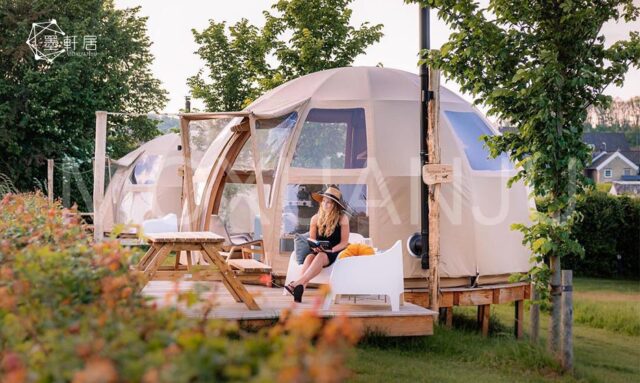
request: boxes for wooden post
[179,117,197,231]
[427,68,441,313]
[480,304,490,337]
[515,299,524,339]
[530,285,540,343]
[549,256,562,355]
[47,159,54,203]
[561,270,573,371]
[93,111,107,242]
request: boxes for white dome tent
[180,66,531,285]
[98,133,184,234]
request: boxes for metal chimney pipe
[418,5,431,269]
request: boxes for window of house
[604,168,613,178]
[624,168,632,176]
[444,111,513,171]
[130,154,162,185]
[291,108,367,169]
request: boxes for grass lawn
[348,277,640,382]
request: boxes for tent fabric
[188,67,531,280]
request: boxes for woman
[286,186,350,302]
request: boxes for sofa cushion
[294,232,311,265]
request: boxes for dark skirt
[323,251,340,268]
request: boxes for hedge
[563,191,640,279]
[0,193,359,382]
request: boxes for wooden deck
[404,282,531,338]
[143,281,438,337]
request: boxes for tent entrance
[205,126,262,238]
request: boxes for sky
[114,0,640,113]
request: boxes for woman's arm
[309,214,318,240]
[331,214,350,253]
[309,215,320,253]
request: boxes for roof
[620,150,640,166]
[583,132,630,152]
[588,152,615,169]
[587,151,639,171]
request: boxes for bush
[563,191,640,279]
[0,193,359,382]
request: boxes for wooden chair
[209,215,264,261]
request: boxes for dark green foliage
[564,191,640,279]
[0,0,167,209]
[188,0,383,112]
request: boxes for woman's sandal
[293,285,304,303]
[284,283,296,297]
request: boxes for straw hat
[312,186,347,210]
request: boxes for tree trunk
[548,255,562,355]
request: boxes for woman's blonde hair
[317,200,342,237]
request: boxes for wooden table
[136,232,260,310]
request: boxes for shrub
[0,193,359,382]
[563,191,640,279]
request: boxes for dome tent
[182,66,531,284]
[98,133,184,233]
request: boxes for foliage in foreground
[0,193,359,382]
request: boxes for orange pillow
[338,243,375,259]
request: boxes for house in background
[583,132,639,183]
[610,181,640,197]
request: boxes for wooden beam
[427,68,441,313]
[93,111,107,242]
[47,159,54,203]
[179,117,197,231]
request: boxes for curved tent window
[444,111,513,171]
[217,136,261,236]
[255,112,298,207]
[130,154,163,185]
[291,108,367,169]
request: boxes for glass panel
[444,111,513,171]
[217,136,262,236]
[291,108,367,169]
[119,191,153,225]
[255,113,298,207]
[279,183,369,252]
[188,118,233,169]
[130,154,162,185]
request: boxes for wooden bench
[136,232,260,310]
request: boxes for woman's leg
[300,253,315,275]
[294,252,329,287]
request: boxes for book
[307,239,331,250]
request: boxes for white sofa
[284,233,366,289]
[323,240,404,312]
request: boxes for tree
[188,0,383,112]
[0,0,167,208]
[407,0,639,356]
